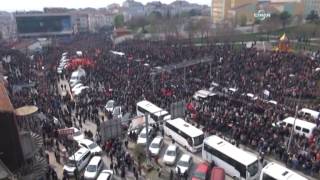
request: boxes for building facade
[303,0,320,16]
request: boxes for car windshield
[66,159,76,167]
[106,101,114,108]
[248,160,259,177]
[73,131,81,136]
[150,143,159,148]
[177,160,189,167]
[140,132,147,138]
[88,142,98,149]
[193,172,206,179]
[86,165,97,172]
[167,150,176,156]
[193,134,204,146]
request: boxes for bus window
[193,134,204,146]
[295,126,301,131]
[287,124,293,128]
[302,128,309,133]
[262,174,277,180]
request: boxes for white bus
[164,118,204,152]
[136,100,169,123]
[202,135,259,180]
[260,162,308,180]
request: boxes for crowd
[1,33,320,178]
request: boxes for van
[69,69,86,87]
[275,117,316,138]
[298,108,319,120]
[210,167,225,180]
[260,162,308,180]
[63,147,91,176]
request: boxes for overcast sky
[1,0,211,12]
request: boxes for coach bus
[136,100,169,123]
[164,118,204,152]
[259,162,307,180]
[202,135,259,180]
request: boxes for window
[262,174,277,180]
[137,106,147,114]
[82,152,90,161]
[295,126,301,131]
[287,124,293,128]
[302,128,309,133]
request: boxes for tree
[184,20,198,42]
[196,17,212,43]
[240,15,247,26]
[306,10,319,23]
[127,16,149,33]
[114,14,124,28]
[279,11,291,28]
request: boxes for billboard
[16,15,72,35]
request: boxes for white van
[275,117,316,138]
[63,147,91,176]
[193,89,216,101]
[260,162,308,180]
[69,69,86,87]
[298,108,319,120]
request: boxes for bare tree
[196,17,212,43]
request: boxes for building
[88,11,115,33]
[15,12,74,38]
[303,0,320,16]
[211,0,258,24]
[145,1,170,17]
[0,11,16,40]
[122,0,145,20]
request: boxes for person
[157,167,162,177]
[170,169,174,180]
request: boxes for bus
[164,118,204,152]
[202,135,259,180]
[260,162,308,180]
[136,100,169,123]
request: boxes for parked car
[112,106,122,119]
[191,163,210,180]
[149,136,163,156]
[137,127,154,146]
[105,100,115,112]
[163,144,178,165]
[63,148,91,177]
[78,139,102,155]
[176,154,193,175]
[84,156,104,179]
[97,169,113,180]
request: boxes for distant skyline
[1,0,211,12]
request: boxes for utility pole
[287,85,302,153]
[145,112,150,165]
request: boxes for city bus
[164,118,204,152]
[259,162,308,180]
[136,100,169,123]
[202,135,259,180]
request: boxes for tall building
[211,0,257,24]
[303,0,320,16]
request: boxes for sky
[1,0,211,12]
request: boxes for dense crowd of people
[1,33,320,178]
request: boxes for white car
[72,127,85,142]
[137,127,153,146]
[84,156,104,179]
[163,144,178,165]
[78,139,102,155]
[105,100,115,112]
[175,154,193,175]
[97,169,113,180]
[149,136,163,156]
[112,106,122,119]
